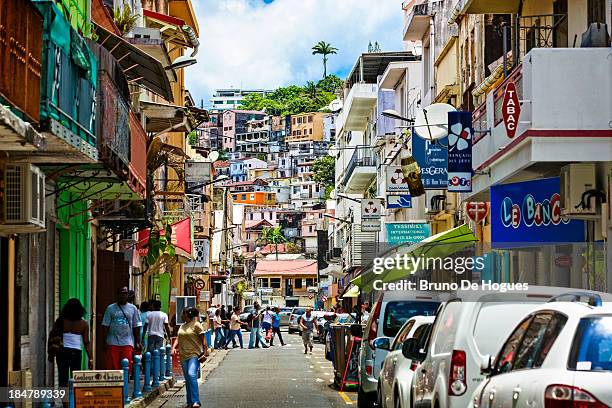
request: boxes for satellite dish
[328,145,339,158]
[413,103,456,141]
[209,151,220,162]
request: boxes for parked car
[406,287,582,408]
[288,307,306,334]
[278,307,292,327]
[312,311,336,340]
[357,291,443,408]
[377,316,435,408]
[240,305,257,331]
[472,293,612,408]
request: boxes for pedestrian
[101,286,142,370]
[269,307,285,346]
[225,307,245,349]
[261,306,274,342]
[172,307,207,408]
[143,300,171,353]
[299,307,319,354]
[48,298,93,389]
[213,309,225,349]
[248,302,268,349]
[139,301,150,351]
[224,305,236,348]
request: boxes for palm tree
[260,226,287,260]
[312,41,338,78]
[304,81,317,99]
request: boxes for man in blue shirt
[269,307,286,346]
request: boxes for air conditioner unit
[0,164,46,233]
[560,163,597,218]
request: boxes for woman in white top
[53,298,93,387]
[213,309,225,349]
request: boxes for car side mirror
[372,337,390,351]
[480,355,493,376]
[349,323,363,338]
[402,338,424,361]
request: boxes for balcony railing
[38,2,97,159]
[342,147,377,186]
[519,14,567,57]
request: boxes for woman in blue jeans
[173,307,208,408]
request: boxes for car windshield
[383,301,440,338]
[569,316,612,372]
[292,308,306,316]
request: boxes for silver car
[288,307,306,334]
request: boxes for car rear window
[473,303,543,357]
[382,301,439,338]
[292,308,306,316]
[569,316,612,372]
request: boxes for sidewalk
[141,348,230,408]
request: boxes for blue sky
[184,0,404,108]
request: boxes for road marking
[339,391,354,405]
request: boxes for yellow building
[286,112,326,142]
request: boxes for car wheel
[358,386,376,408]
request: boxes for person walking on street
[172,307,207,408]
[213,309,225,349]
[261,306,274,343]
[143,300,171,353]
[299,307,319,354]
[224,305,236,348]
[225,307,245,349]
[101,286,141,370]
[248,302,268,349]
[48,298,93,388]
[269,307,285,346]
[139,301,150,351]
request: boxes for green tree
[316,75,343,94]
[312,41,338,78]
[304,81,317,99]
[259,226,287,260]
[238,82,336,116]
[312,155,336,199]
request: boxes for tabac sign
[502,81,520,138]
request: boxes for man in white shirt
[143,300,171,352]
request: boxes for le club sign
[502,81,520,138]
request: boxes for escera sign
[502,81,520,138]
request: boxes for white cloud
[184,0,404,107]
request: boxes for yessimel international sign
[386,222,430,246]
[490,177,585,248]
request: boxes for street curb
[126,378,175,408]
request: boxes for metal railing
[519,13,568,57]
[342,147,377,186]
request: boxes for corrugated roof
[253,260,317,276]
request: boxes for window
[259,278,269,287]
[309,128,313,135]
[250,194,255,200]
[305,278,314,287]
[308,116,313,123]
[569,316,612,372]
[294,279,303,289]
[309,226,314,233]
[513,313,566,370]
[241,194,247,200]
[384,301,439,339]
[270,278,281,288]
[391,320,415,351]
[496,317,532,374]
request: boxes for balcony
[342,147,377,193]
[403,2,430,41]
[343,83,377,131]
[35,2,98,163]
[470,48,612,197]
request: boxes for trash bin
[329,324,351,386]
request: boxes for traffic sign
[308,293,314,299]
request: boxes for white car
[376,316,435,408]
[407,286,583,408]
[472,293,612,408]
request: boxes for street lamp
[381,109,414,123]
[166,55,198,70]
[323,213,352,224]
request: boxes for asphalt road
[153,329,357,407]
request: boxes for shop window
[271,278,281,288]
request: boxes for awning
[94,24,174,102]
[141,100,209,133]
[143,9,194,48]
[342,285,360,298]
[351,224,477,293]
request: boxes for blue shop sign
[387,195,412,209]
[490,177,585,248]
[386,222,430,246]
[412,130,448,189]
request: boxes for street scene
[1,0,612,407]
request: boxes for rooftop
[345,51,419,89]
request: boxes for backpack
[47,317,64,361]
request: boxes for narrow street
[152,331,355,408]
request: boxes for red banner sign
[502,81,520,138]
[466,202,489,223]
[135,218,192,257]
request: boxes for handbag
[47,317,64,361]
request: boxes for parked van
[357,291,444,408]
[406,287,576,408]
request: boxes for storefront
[489,177,604,289]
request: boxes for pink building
[222,110,266,150]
